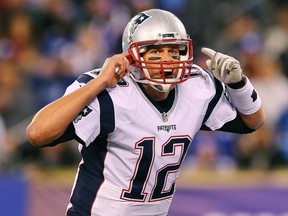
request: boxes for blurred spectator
[0,9,39,73]
[59,24,109,75]
[185,131,238,171]
[263,0,288,61]
[213,11,262,59]
[235,127,286,170]
[0,115,8,168]
[0,61,36,128]
[275,107,288,164]
[279,49,288,79]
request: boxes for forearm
[26,77,108,146]
[238,105,265,130]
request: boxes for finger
[221,61,228,77]
[117,62,129,77]
[117,54,131,72]
[217,57,230,76]
[120,55,132,75]
[201,47,216,58]
[205,59,211,69]
[114,69,121,80]
[110,54,131,79]
[115,64,129,80]
[123,53,134,64]
[225,59,235,75]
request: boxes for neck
[142,84,172,101]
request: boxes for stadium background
[1,0,288,215]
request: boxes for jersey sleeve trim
[77,74,95,84]
[98,89,115,136]
[201,69,224,125]
[42,123,78,146]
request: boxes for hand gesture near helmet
[201,47,243,84]
[26,53,132,146]
[99,53,132,87]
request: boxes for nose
[161,51,173,62]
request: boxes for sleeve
[201,74,237,131]
[64,73,102,147]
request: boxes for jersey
[65,64,237,216]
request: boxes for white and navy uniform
[63,65,239,216]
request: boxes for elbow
[252,117,266,130]
[257,114,266,129]
[239,106,266,131]
[254,107,266,130]
[26,124,41,147]
[26,123,48,147]
[249,109,266,130]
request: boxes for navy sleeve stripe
[77,74,94,84]
[202,73,224,125]
[98,90,115,136]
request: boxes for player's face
[141,44,180,80]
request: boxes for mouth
[162,70,174,78]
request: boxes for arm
[201,48,265,130]
[26,53,131,147]
[238,106,265,130]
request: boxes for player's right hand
[99,53,131,87]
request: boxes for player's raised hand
[201,47,243,84]
[99,53,132,87]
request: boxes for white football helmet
[122,9,193,92]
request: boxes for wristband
[226,77,261,115]
[227,76,247,89]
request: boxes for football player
[26,9,265,216]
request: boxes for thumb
[205,59,212,69]
[201,47,216,58]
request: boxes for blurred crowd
[0,0,288,171]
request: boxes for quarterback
[27,9,265,216]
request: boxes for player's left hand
[201,47,243,84]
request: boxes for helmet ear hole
[179,46,188,56]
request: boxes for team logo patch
[131,12,151,35]
[74,106,92,123]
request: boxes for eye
[150,49,160,54]
[172,56,180,60]
[170,49,179,55]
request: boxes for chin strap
[150,83,172,92]
[129,73,173,92]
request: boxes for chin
[155,84,175,93]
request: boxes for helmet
[122,9,193,92]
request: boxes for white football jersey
[65,65,236,216]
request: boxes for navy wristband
[226,76,247,89]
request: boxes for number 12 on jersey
[121,135,192,202]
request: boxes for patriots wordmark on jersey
[65,65,237,216]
